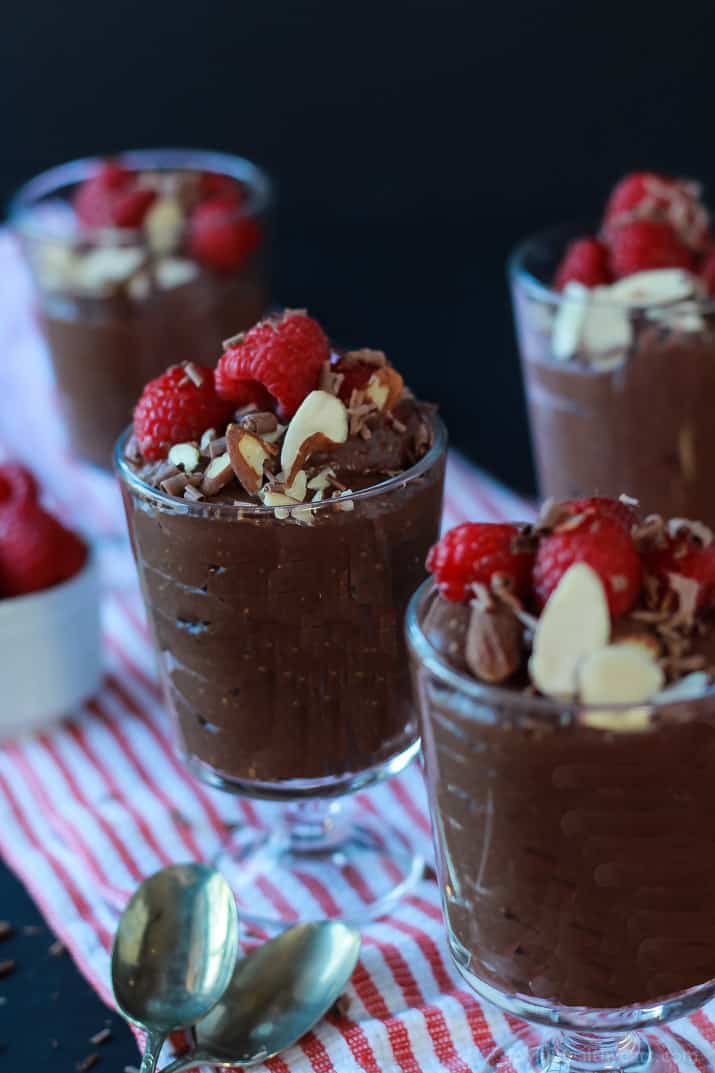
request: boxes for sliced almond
[284,469,307,502]
[155,257,198,290]
[529,563,610,698]
[334,490,354,512]
[200,452,234,496]
[73,246,145,295]
[280,391,348,485]
[144,197,185,255]
[307,466,335,492]
[551,282,590,360]
[578,644,664,731]
[365,367,404,412]
[608,268,696,306]
[226,424,271,494]
[259,487,297,519]
[260,488,296,507]
[200,428,217,453]
[168,442,200,473]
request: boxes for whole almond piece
[280,391,348,485]
[529,563,610,699]
[465,604,522,684]
[226,424,271,494]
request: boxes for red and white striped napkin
[1,230,714,1072]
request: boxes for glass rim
[7,147,272,242]
[405,576,715,717]
[114,410,448,517]
[507,220,715,312]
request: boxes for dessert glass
[116,414,446,927]
[407,577,715,1073]
[510,224,715,527]
[9,149,271,470]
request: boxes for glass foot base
[480,1029,709,1073]
[214,805,424,929]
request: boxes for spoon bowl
[112,863,239,1073]
[160,920,361,1071]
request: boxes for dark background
[4,0,715,495]
[3,1,715,1065]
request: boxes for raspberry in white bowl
[0,464,101,738]
[510,170,715,525]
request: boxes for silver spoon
[158,921,361,1072]
[111,863,239,1073]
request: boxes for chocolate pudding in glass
[510,171,715,526]
[407,497,715,1073]
[10,149,271,469]
[117,310,446,925]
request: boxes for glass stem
[542,1031,648,1073]
[282,798,352,854]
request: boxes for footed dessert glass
[116,415,446,928]
[510,225,715,527]
[407,577,715,1073]
[10,149,271,469]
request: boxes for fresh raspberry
[702,249,715,295]
[198,172,244,202]
[608,219,694,279]
[330,356,374,403]
[604,171,709,251]
[534,514,641,616]
[554,238,611,291]
[0,465,87,597]
[560,496,638,532]
[215,311,330,418]
[133,363,234,462]
[604,172,677,225]
[75,161,156,229]
[643,534,715,610]
[189,197,262,272]
[426,523,534,603]
[0,464,39,510]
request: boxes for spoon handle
[140,1029,167,1073]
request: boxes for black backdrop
[3,0,715,494]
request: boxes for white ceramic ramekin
[0,548,102,740]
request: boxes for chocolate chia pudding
[407,497,715,1012]
[117,310,445,793]
[11,150,271,469]
[511,171,715,527]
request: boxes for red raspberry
[534,514,641,616]
[215,311,330,418]
[560,496,638,532]
[604,171,709,251]
[426,523,534,603]
[609,219,694,279]
[133,363,234,462]
[702,249,715,296]
[75,161,156,229]
[0,464,39,510]
[643,534,715,610]
[554,238,611,291]
[198,172,244,202]
[0,465,87,597]
[604,172,676,225]
[189,197,262,272]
